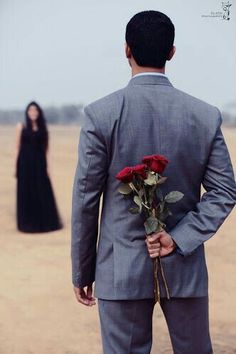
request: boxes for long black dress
[16,125,63,233]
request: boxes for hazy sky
[0,0,235,110]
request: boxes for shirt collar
[132,72,167,79]
[128,72,173,87]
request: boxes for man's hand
[145,230,177,258]
[73,284,96,306]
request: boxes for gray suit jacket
[71,74,236,299]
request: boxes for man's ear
[167,45,176,61]
[125,42,132,59]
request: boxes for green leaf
[156,176,168,185]
[128,207,140,214]
[118,184,133,194]
[144,216,159,235]
[133,195,142,212]
[159,201,165,213]
[164,191,184,203]
[144,173,157,186]
[147,186,155,204]
[159,207,172,221]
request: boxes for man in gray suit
[71,10,236,354]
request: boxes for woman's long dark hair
[25,101,48,152]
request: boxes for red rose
[115,166,134,183]
[132,164,147,179]
[142,154,168,174]
[115,164,148,183]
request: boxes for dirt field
[0,124,235,354]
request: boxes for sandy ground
[0,124,235,354]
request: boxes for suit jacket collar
[127,74,173,87]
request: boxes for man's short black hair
[125,10,175,68]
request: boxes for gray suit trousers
[98,296,213,354]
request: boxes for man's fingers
[145,232,172,258]
[149,250,160,258]
[74,288,88,305]
[147,236,160,244]
[145,239,161,258]
[146,232,163,243]
[146,241,161,249]
[145,230,176,259]
[146,245,160,257]
[149,247,160,254]
[148,245,160,252]
[73,286,96,306]
[87,285,96,302]
[148,247,161,255]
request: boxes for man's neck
[131,66,165,77]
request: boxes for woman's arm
[14,122,23,177]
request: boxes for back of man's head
[125,10,175,69]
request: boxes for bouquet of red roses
[115,154,184,304]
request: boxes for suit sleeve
[176,247,185,255]
[71,105,108,287]
[169,112,236,257]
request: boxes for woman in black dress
[15,101,63,233]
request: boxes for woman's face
[27,105,39,121]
